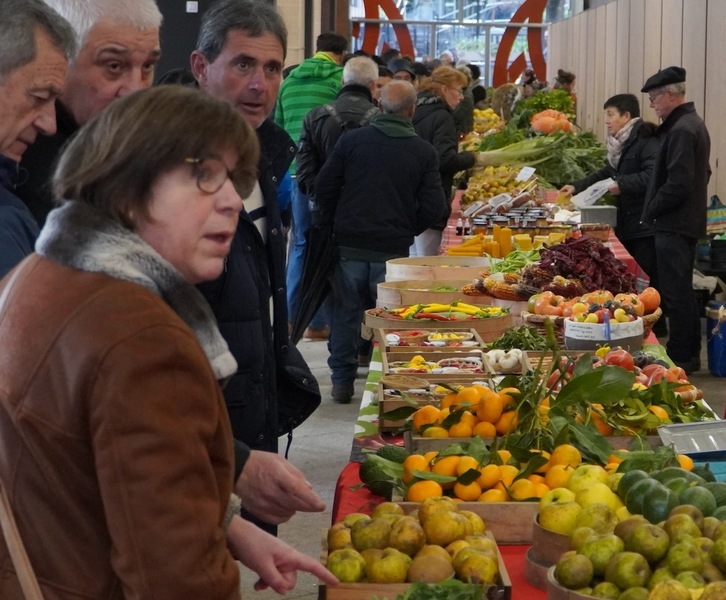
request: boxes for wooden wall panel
[627,0,646,101]
[592,6,608,137]
[603,2,618,101]
[660,0,683,67]
[641,0,663,123]
[615,0,631,95]
[682,0,707,117]
[705,0,726,196]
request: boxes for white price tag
[516,166,536,182]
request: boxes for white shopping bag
[572,178,614,209]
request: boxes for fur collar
[36,201,237,380]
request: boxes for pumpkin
[530,109,574,134]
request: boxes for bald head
[380,80,416,119]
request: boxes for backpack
[323,103,378,133]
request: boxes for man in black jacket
[315,81,448,403]
[191,0,324,531]
[640,66,711,375]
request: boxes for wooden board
[382,349,489,382]
[385,256,489,283]
[376,279,492,309]
[319,530,512,600]
[364,310,514,343]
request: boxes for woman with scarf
[560,93,659,290]
[411,66,476,256]
[0,85,336,599]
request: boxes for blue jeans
[328,257,386,385]
[286,181,328,329]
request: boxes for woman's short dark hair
[603,93,640,119]
[53,86,259,227]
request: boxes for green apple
[575,482,625,511]
[667,541,704,575]
[648,580,692,600]
[574,503,619,534]
[604,551,651,589]
[327,548,367,582]
[539,500,582,536]
[539,486,576,510]
[701,581,726,599]
[567,464,610,493]
[554,552,594,589]
[367,548,412,584]
[625,523,670,565]
[580,533,625,577]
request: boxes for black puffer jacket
[572,120,659,241]
[412,92,475,228]
[297,84,377,198]
[641,102,711,239]
[198,119,321,459]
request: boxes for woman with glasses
[0,85,336,599]
[411,65,476,255]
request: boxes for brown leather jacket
[0,256,240,599]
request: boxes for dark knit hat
[641,66,686,93]
[388,58,415,78]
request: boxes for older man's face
[648,87,676,120]
[61,20,160,126]
[192,30,284,130]
[0,29,68,162]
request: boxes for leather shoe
[304,326,330,341]
[332,383,354,404]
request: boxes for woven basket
[641,307,663,336]
[520,312,566,346]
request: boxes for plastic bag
[707,195,726,234]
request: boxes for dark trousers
[622,236,658,291]
[654,232,700,362]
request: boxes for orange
[677,454,694,471]
[509,478,537,501]
[648,405,669,420]
[549,444,582,469]
[476,394,504,424]
[457,456,480,476]
[472,421,497,439]
[492,482,512,499]
[406,480,444,502]
[459,410,478,428]
[423,451,439,464]
[527,474,546,485]
[422,426,449,438]
[590,406,614,436]
[472,384,492,401]
[437,407,451,424]
[448,421,474,438]
[607,452,626,465]
[413,405,441,433]
[479,488,509,502]
[497,387,520,408]
[432,455,461,478]
[456,386,481,407]
[498,464,519,487]
[454,480,483,502]
[533,482,550,498]
[544,464,573,490]
[440,392,460,410]
[604,462,620,474]
[476,463,501,490]
[496,449,512,464]
[495,410,519,435]
[530,449,552,473]
[403,454,431,485]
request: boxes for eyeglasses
[184,157,254,197]
[648,90,668,103]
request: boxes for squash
[530,109,574,134]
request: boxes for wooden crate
[377,383,438,432]
[381,328,487,352]
[385,256,490,282]
[382,350,488,381]
[377,279,493,308]
[318,530,512,600]
[403,429,495,454]
[363,309,514,343]
[394,500,537,545]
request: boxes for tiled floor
[238,321,725,599]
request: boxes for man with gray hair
[17,0,163,227]
[314,81,448,403]
[0,0,75,278]
[191,0,325,533]
[640,66,711,375]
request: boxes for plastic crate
[580,205,617,226]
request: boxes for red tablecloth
[332,462,547,600]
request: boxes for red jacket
[0,256,240,599]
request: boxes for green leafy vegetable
[488,326,547,351]
[488,249,541,274]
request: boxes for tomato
[638,287,661,314]
[641,363,668,385]
[604,349,635,371]
[614,293,645,317]
[527,293,542,313]
[581,290,614,305]
[534,291,565,316]
[560,298,578,317]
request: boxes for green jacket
[275,52,342,172]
